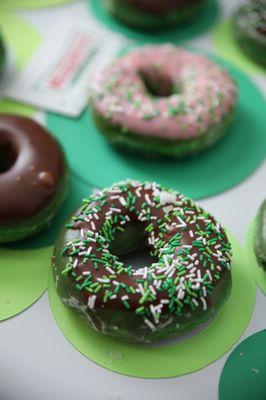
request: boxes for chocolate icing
[126,0,203,14]
[54,181,232,343]
[0,115,65,224]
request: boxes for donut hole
[118,246,158,271]
[0,140,18,173]
[138,67,180,97]
[109,221,158,270]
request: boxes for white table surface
[0,1,265,399]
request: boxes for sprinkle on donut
[54,180,232,340]
[90,45,237,141]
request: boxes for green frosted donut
[253,200,266,271]
[233,0,266,66]
[53,180,232,344]
[0,32,6,76]
[90,45,237,159]
[102,0,208,30]
[0,115,68,243]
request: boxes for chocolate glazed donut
[103,0,208,29]
[126,0,203,14]
[0,114,68,243]
[53,180,232,343]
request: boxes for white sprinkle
[119,197,127,206]
[88,295,96,309]
[97,278,110,283]
[86,247,92,256]
[200,297,207,310]
[106,266,115,274]
[144,318,156,332]
[149,285,156,296]
[206,270,213,281]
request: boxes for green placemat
[48,235,256,378]
[0,173,95,320]
[47,53,266,200]
[247,221,266,295]
[89,0,219,43]
[0,13,41,116]
[0,246,52,321]
[213,19,265,76]
[0,0,75,8]
[219,330,266,400]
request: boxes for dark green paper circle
[88,0,219,43]
[47,53,266,200]
[219,330,266,400]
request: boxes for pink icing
[90,45,237,140]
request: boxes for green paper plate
[47,53,266,200]
[0,0,75,9]
[219,330,266,400]
[0,173,95,320]
[247,221,266,295]
[0,246,52,321]
[0,13,41,116]
[89,0,219,43]
[213,19,265,76]
[48,235,256,378]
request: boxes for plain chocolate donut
[0,114,68,243]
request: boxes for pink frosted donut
[90,45,237,158]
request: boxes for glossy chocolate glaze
[54,181,232,342]
[0,115,65,224]
[125,0,202,14]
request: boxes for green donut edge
[232,3,266,67]
[253,199,266,272]
[0,165,69,244]
[102,0,209,30]
[90,106,236,159]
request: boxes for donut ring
[254,200,266,271]
[0,114,68,243]
[53,180,232,343]
[90,45,237,158]
[233,0,266,67]
[103,0,208,29]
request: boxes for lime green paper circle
[0,174,94,320]
[0,13,41,116]
[48,236,256,378]
[47,55,266,200]
[212,19,265,76]
[0,246,52,321]
[247,221,266,295]
[0,0,74,8]
[219,330,266,400]
[89,0,219,43]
